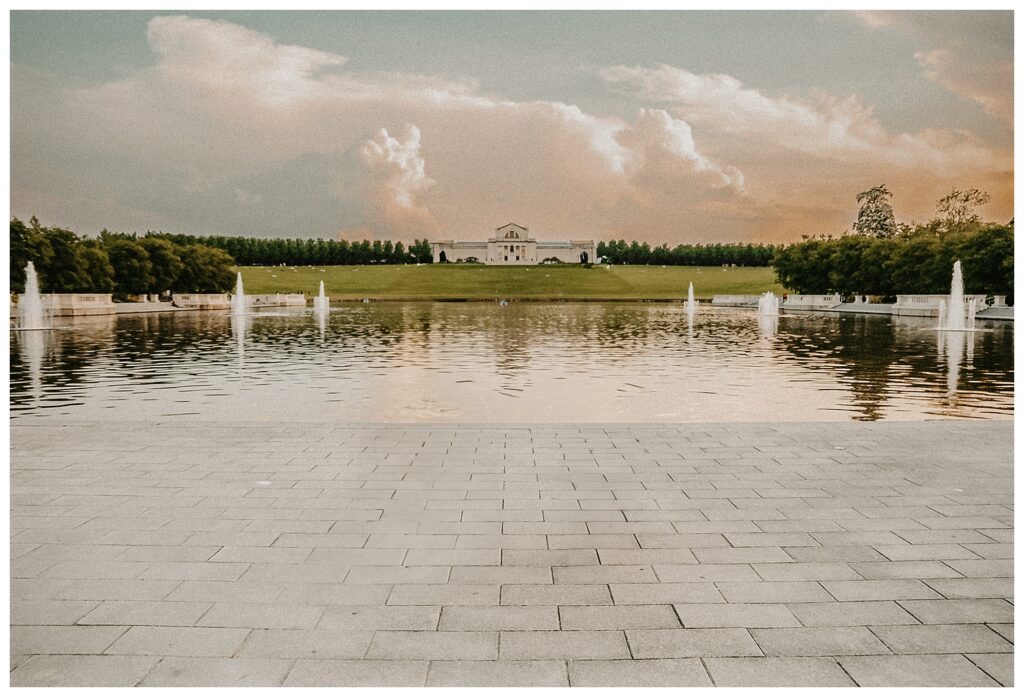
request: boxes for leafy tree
[853,185,897,238]
[37,222,91,292]
[79,240,115,292]
[175,244,235,292]
[139,237,183,294]
[10,217,53,293]
[936,188,990,230]
[105,239,153,296]
[954,224,1013,295]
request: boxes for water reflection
[8,304,1013,423]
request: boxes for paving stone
[752,562,860,581]
[869,624,1013,654]
[140,561,249,582]
[873,544,980,561]
[78,600,212,627]
[568,658,711,686]
[560,605,681,630]
[787,601,919,627]
[105,626,251,657]
[196,602,325,629]
[165,580,285,603]
[367,630,498,660]
[140,657,294,686]
[344,566,450,584]
[717,581,833,603]
[499,630,630,660]
[674,603,800,628]
[840,654,1000,686]
[428,660,568,686]
[898,598,1014,624]
[923,577,1013,599]
[10,655,159,687]
[449,565,551,584]
[610,583,722,605]
[988,623,1013,642]
[751,626,890,656]
[692,547,792,564]
[11,625,127,655]
[654,564,760,583]
[626,628,762,658]
[501,584,611,606]
[850,561,963,579]
[321,605,440,631]
[439,606,557,631]
[966,653,1014,686]
[704,657,855,686]
[553,565,657,584]
[237,628,375,659]
[822,579,943,601]
[943,559,1013,577]
[388,584,499,606]
[10,599,100,625]
[784,545,886,562]
[284,659,428,686]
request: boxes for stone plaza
[9,419,1013,686]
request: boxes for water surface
[9,303,1013,422]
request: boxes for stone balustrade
[711,294,760,307]
[172,293,231,310]
[781,294,841,310]
[40,293,117,317]
[247,293,307,307]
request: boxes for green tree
[10,217,53,293]
[79,240,115,292]
[853,185,897,238]
[954,224,1013,295]
[139,237,183,294]
[38,223,90,292]
[106,239,153,296]
[175,244,235,292]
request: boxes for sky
[9,10,1014,243]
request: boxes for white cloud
[358,125,439,236]
[600,62,1011,235]
[600,63,1002,169]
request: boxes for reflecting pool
[9,303,1014,422]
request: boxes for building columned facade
[430,223,596,265]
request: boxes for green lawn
[235,264,787,300]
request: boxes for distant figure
[580,251,588,264]
[783,293,788,302]
[439,250,447,263]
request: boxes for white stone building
[431,223,596,265]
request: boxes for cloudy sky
[10,10,1013,243]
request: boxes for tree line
[772,186,1013,298]
[597,240,777,266]
[10,217,236,297]
[158,234,434,266]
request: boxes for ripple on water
[8,303,1014,423]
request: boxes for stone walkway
[10,420,1013,686]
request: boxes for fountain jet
[313,280,330,313]
[937,260,977,331]
[15,262,49,331]
[685,282,698,317]
[230,272,248,317]
[757,291,779,317]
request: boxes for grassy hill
[235,264,786,301]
